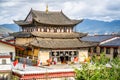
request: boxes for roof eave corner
[80,19,84,23]
[13,20,16,23]
[76,19,84,25]
[13,20,19,25]
[24,8,33,22]
[72,19,84,26]
[83,33,88,37]
[79,33,88,38]
[13,20,22,26]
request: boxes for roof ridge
[14,8,83,25]
[32,9,61,13]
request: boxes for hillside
[0,26,13,34]
[75,19,120,35]
[1,24,20,32]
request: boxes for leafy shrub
[75,53,120,80]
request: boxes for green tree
[75,53,120,80]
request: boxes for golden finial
[46,4,48,13]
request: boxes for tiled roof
[100,38,120,47]
[31,32,87,38]
[10,31,97,48]
[10,32,87,38]
[14,20,30,25]
[9,32,32,38]
[32,10,82,25]
[14,9,83,26]
[81,35,114,42]
[30,38,97,49]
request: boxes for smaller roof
[30,38,96,49]
[100,38,120,47]
[10,32,87,38]
[1,36,14,41]
[81,35,114,42]
[14,20,30,25]
[9,32,32,38]
[31,32,87,38]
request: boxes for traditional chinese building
[12,6,96,64]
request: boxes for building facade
[12,7,96,64]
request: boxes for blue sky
[0,0,120,24]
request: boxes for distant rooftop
[100,38,120,47]
[81,35,114,42]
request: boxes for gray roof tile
[100,38,120,47]
[81,35,114,42]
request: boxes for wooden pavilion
[12,7,96,64]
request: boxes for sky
[0,0,120,24]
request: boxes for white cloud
[0,0,120,24]
[1,2,17,7]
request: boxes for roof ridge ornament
[46,4,48,13]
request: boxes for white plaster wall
[0,58,11,70]
[0,58,11,64]
[0,42,15,60]
[78,49,88,62]
[38,49,50,64]
[0,65,11,70]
